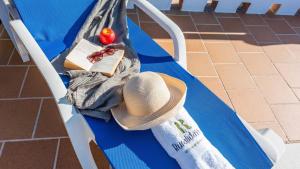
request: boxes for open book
[64,39,124,77]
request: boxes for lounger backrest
[13,0,96,46]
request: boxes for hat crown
[123,72,171,117]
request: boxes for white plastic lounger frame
[0,0,284,168]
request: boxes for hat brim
[111,73,187,130]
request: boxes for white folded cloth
[151,108,234,169]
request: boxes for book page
[66,39,102,70]
[90,50,124,75]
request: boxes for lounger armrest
[9,20,73,121]
[129,0,187,69]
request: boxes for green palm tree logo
[174,119,192,134]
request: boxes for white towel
[151,108,234,169]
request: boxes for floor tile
[205,43,240,63]
[184,33,206,52]
[163,10,190,16]
[214,13,239,18]
[265,19,296,34]
[126,8,137,14]
[263,44,298,63]
[154,39,174,56]
[227,89,276,123]
[239,53,278,76]
[250,122,288,142]
[228,34,263,52]
[214,89,234,109]
[197,77,233,108]
[275,63,300,88]
[8,50,34,65]
[196,24,223,33]
[215,64,256,90]
[271,104,300,141]
[196,25,229,43]
[285,44,300,61]
[137,9,153,22]
[156,35,206,54]
[0,30,10,39]
[293,27,300,34]
[127,13,139,25]
[0,99,40,140]
[0,139,57,169]
[187,53,216,76]
[34,99,67,138]
[0,67,27,98]
[294,89,300,100]
[56,138,82,169]
[284,16,300,27]
[247,26,280,43]
[190,12,218,25]
[167,15,197,32]
[89,141,111,169]
[0,40,14,65]
[278,34,300,44]
[254,76,298,104]
[0,23,3,33]
[20,66,52,97]
[218,18,248,33]
[198,77,224,92]
[239,14,266,25]
[141,22,170,39]
[261,14,284,20]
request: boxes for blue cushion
[13,1,273,168]
[14,0,97,60]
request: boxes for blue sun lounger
[0,0,285,168]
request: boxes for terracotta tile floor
[1,8,300,168]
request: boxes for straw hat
[111,72,187,130]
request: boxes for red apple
[99,28,116,45]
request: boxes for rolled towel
[151,108,234,169]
